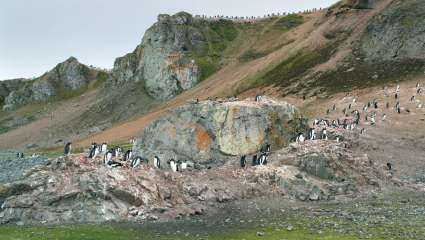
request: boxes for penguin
[89,144,100,159]
[386,102,390,109]
[386,162,392,171]
[131,156,143,169]
[396,84,400,93]
[374,102,378,109]
[321,128,328,140]
[104,151,113,165]
[108,161,123,168]
[240,155,246,168]
[123,150,133,161]
[360,128,365,134]
[64,142,72,156]
[411,96,416,102]
[255,95,262,102]
[297,134,305,143]
[332,104,336,111]
[370,116,376,125]
[101,143,107,153]
[169,159,177,172]
[153,155,161,169]
[310,129,316,140]
[252,155,258,166]
[382,114,387,121]
[180,160,187,170]
[395,93,398,99]
[259,154,268,166]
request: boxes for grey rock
[134,98,308,167]
[361,0,425,61]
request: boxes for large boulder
[133,97,308,167]
[360,0,425,61]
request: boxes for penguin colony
[61,83,423,172]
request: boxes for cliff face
[108,12,237,100]
[0,79,27,105]
[133,97,308,167]
[2,57,107,110]
[360,0,425,61]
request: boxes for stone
[361,0,425,61]
[134,97,308,166]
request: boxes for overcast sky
[0,0,338,80]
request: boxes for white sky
[0,0,338,80]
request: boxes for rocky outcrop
[0,137,386,225]
[360,0,425,61]
[0,79,27,105]
[133,97,308,167]
[2,57,107,110]
[108,12,237,100]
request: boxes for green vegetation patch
[273,14,304,31]
[237,43,336,94]
[190,19,239,81]
[312,58,425,94]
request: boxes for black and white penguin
[180,160,187,170]
[259,154,268,166]
[169,159,177,172]
[16,152,24,158]
[386,162,392,171]
[153,155,161,169]
[89,144,99,159]
[240,155,246,168]
[123,150,133,161]
[321,128,328,140]
[411,96,416,102]
[374,101,378,109]
[64,142,72,156]
[104,151,113,165]
[255,95,262,102]
[131,156,143,169]
[101,143,108,153]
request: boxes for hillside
[0,0,423,152]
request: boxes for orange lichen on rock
[196,128,212,152]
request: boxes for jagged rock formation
[361,0,425,61]
[0,79,27,105]
[2,57,107,110]
[108,12,237,100]
[133,97,308,167]
[0,139,386,225]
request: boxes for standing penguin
[123,150,133,161]
[180,160,187,170]
[240,155,246,168]
[153,156,161,169]
[89,144,100,159]
[104,151,113,165]
[259,154,268,166]
[169,159,177,172]
[321,128,328,140]
[131,156,143,169]
[64,142,72,156]
[101,143,108,153]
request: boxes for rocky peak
[108,11,236,100]
[3,57,107,110]
[157,12,193,24]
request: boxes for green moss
[93,71,109,89]
[239,49,268,62]
[312,58,425,94]
[273,14,304,31]
[190,19,239,81]
[237,44,336,94]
